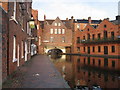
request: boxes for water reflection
[49,55,120,89]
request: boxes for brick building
[0,6,9,82]
[41,16,73,54]
[7,1,32,74]
[76,16,120,57]
[31,9,43,55]
[72,17,102,54]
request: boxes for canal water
[49,55,120,89]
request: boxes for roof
[45,19,72,29]
[111,20,119,25]
[74,19,102,24]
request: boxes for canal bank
[3,55,70,88]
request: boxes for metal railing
[80,37,120,44]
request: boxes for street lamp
[29,17,35,29]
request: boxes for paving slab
[3,55,70,88]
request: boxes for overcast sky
[32,0,120,20]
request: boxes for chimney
[106,18,109,21]
[88,17,91,24]
[44,14,46,20]
[71,16,74,19]
[66,18,68,20]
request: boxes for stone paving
[3,55,70,88]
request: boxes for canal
[49,55,120,89]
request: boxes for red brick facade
[41,17,73,53]
[8,2,32,74]
[0,6,9,82]
[74,18,120,56]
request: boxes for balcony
[80,37,120,44]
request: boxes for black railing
[80,37,120,44]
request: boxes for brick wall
[0,7,8,82]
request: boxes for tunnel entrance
[47,47,63,56]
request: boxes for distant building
[72,17,101,54]
[40,16,73,54]
[74,16,120,57]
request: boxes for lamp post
[29,17,35,29]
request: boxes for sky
[32,0,120,20]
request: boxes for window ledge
[22,29,24,32]
[13,58,18,63]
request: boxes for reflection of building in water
[72,56,120,88]
[50,55,75,88]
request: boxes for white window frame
[55,29,57,34]
[21,41,24,58]
[58,29,61,34]
[58,23,61,26]
[55,23,57,26]
[13,36,17,62]
[50,28,54,34]
[62,29,65,34]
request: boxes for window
[77,47,80,52]
[112,46,115,53]
[50,29,54,34]
[13,36,17,62]
[58,23,61,26]
[58,29,61,34]
[98,33,101,40]
[55,29,57,34]
[111,32,114,39]
[98,46,101,52]
[62,37,65,42]
[92,34,95,40]
[13,1,16,19]
[55,23,57,26]
[83,47,86,52]
[50,37,54,42]
[21,41,24,58]
[93,46,95,52]
[87,34,90,40]
[62,29,65,34]
[104,25,107,28]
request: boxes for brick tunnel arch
[47,48,63,55]
[44,46,66,54]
